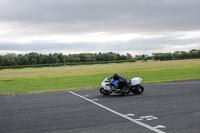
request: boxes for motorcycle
[99,77,144,95]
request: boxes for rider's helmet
[113,73,119,80]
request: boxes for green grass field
[0,59,200,96]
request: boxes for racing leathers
[110,75,131,95]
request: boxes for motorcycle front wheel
[99,87,112,95]
[131,84,144,94]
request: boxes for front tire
[100,87,112,95]
[131,84,144,94]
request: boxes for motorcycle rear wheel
[131,84,144,94]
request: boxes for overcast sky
[0,0,200,56]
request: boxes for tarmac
[1,79,200,133]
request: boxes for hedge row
[0,60,136,69]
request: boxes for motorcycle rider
[110,73,131,95]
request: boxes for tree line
[1,49,199,67]
[0,52,133,66]
[153,49,200,60]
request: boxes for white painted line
[141,116,158,121]
[93,99,99,101]
[135,118,143,121]
[147,118,158,121]
[136,116,158,121]
[154,125,166,129]
[84,95,89,97]
[69,91,166,133]
[125,114,135,117]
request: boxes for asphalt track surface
[1,79,200,133]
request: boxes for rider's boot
[119,87,128,96]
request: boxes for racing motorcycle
[99,77,144,95]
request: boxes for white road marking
[69,91,166,133]
[154,125,166,129]
[135,118,143,121]
[92,99,98,101]
[140,116,158,121]
[84,95,89,97]
[125,114,135,117]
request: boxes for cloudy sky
[0,0,200,56]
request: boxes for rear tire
[100,87,112,95]
[131,84,144,94]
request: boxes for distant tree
[79,53,86,62]
[28,52,39,64]
[153,49,200,60]
[73,54,80,62]
[85,53,96,62]
[197,50,200,57]
[165,53,173,60]
[0,55,3,66]
[126,53,132,60]
[189,49,198,58]
[153,53,170,60]
[3,53,17,66]
[68,54,74,62]
[180,51,190,59]
[116,53,122,60]
[108,52,118,60]
[135,54,148,60]
[22,56,30,65]
[96,52,103,61]
[44,54,50,64]
[57,53,63,63]
[121,54,127,60]
[173,51,181,59]
[7,51,193,67]
[63,55,68,63]
[103,53,109,61]
[37,54,44,64]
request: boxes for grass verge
[0,59,200,96]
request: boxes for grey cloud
[1,0,200,35]
[1,0,200,55]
